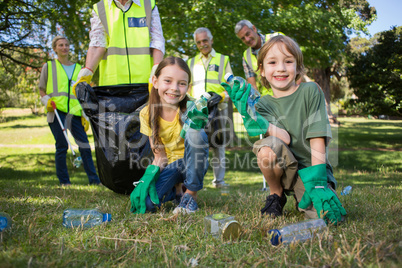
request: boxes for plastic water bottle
[180,92,211,138]
[62,209,111,228]
[0,212,12,232]
[341,185,352,196]
[224,73,261,120]
[73,156,82,168]
[268,218,327,246]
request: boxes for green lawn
[0,111,401,267]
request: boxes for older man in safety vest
[235,20,284,96]
[187,27,233,188]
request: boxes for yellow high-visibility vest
[243,32,284,96]
[188,52,229,99]
[46,60,82,116]
[94,0,155,86]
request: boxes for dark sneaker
[261,193,287,217]
[173,193,198,214]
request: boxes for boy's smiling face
[260,43,299,96]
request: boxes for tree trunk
[313,68,339,125]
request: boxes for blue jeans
[145,128,209,212]
[49,110,100,185]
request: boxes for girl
[39,36,100,186]
[131,56,209,214]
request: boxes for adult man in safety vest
[187,27,233,188]
[235,20,284,96]
[77,0,165,86]
[73,0,165,193]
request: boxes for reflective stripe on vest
[46,60,82,116]
[244,32,284,96]
[188,53,228,98]
[95,0,155,86]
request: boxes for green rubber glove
[130,165,160,214]
[186,100,208,130]
[221,80,269,136]
[298,164,347,225]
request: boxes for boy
[221,35,346,224]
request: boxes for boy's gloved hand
[130,165,160,214]
[221,80,269,136]
[186,100,208,130]
[41,95,54,112]
[298,164,347,225]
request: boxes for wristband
[83,67,94,73]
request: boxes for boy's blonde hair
[257,35,304,88]
[51,36,69,50]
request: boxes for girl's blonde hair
[148,56,190,151]
[257,35,304,88]
[51,36,69,50]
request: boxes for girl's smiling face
[260,43,299,95]
[152,64,189,107]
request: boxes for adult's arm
[85,46,106,72]
[247,77,258,92]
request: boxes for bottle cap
[224,73,233,82]
[0,216,9,232]
[268,229,282,246]
[221,220,241,240]
[103,213,112,222]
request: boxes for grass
[0,110,401,267]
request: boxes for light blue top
[62,64,76,80]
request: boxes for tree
[0,0,93,73]
[158,0,376,123]
[0,0,95,109]
[347,27,402,116]
[262,0,376,122]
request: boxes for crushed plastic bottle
[204,213,241,240]
[224,73,261,120]
[180,92,211,138]
[341,185,352,196]
[62,208,111,228]
[268,218,327,246]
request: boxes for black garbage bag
[205,92,227,148]
[75,82,153,194]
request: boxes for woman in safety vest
[39,36,101,186]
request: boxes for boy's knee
[257,146,278,168]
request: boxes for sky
[365,0,402,36]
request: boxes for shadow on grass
[0,124,48,130]
[337,150,402,172]
[339,120,402,149]
[0,114,43,123]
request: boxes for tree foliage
[347,27,402,116]
[1,0,378,114]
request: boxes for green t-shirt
[256,82,332,170]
